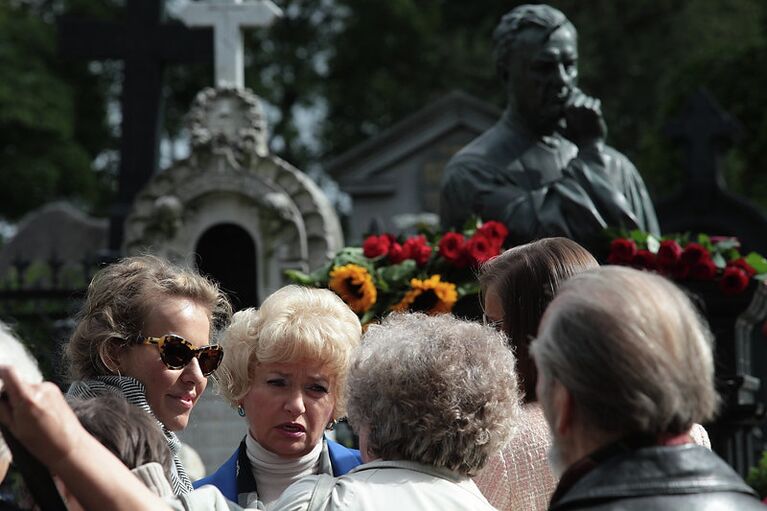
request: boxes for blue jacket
[193,436,362,503]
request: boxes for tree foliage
[0,1,112,221]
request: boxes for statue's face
[507,24,578,134]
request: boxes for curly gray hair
[532,266,719,437]
[347,313,520,476]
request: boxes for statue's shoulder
[447,119,527,172]
[602,144,640,173]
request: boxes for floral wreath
[606,230,767,295]
[286,220,508,324]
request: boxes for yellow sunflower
[328,264,377,314]
[392,275,458,315]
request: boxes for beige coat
[171,460,496,511]
[272,460,497,511]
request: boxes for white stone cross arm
[177,0,283,89]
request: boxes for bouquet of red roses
[286,220,508,324]
[607,230,767,295]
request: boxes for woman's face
[241,360,336,458]
[118,297,211,431]
[483,287,505,331]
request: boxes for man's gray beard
[547,438,569,479]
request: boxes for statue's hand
[562,89,607,148]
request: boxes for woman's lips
[169,393,196,410]
[276,423,306,438]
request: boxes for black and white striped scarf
[66,375,194,495]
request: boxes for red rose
[388,242,411,264]
[439,232,468,267]
[607,238,638,265]
[719,266,750,295]
[661,261,690,280]
[688,256,717,281]
[681,243,709,265]
[362,234,391,258]
[656,240,682,268]
[727,258,757,278]
[476,221,508,250]
[466,234,496,266]
[403,235,432,266]
[631,249,657,270]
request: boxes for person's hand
[0,366,85,475]
[562,88,607,148]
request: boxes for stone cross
[58,0,213,252]
[664,88,741,195]
[177,0,282,89]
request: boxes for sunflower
[328,264,377,314]
[392,275,458,315]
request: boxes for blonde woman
[65,255,231,495]
[195,285,363,508]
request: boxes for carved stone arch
[123,87,343,301]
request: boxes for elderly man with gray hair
[531,266,762,510]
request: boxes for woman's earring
[326,419,337,431]
[237,405,246,417]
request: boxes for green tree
[0,1,114,222]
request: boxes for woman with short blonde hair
[195,285,363,507]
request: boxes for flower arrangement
[606,230,767,295]
[285,220,509,324]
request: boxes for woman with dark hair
[479,237,598,403]
[475,238,599,510]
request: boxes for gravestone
[327,90,500,243]
[725,283,767,475]
[58,0,213,252]
[658,88,767,254]
[0,202,107,289]
[658,88,767,475]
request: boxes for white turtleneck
[245,432,324,509]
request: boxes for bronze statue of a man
[440,4,659,247]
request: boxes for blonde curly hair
[215,285,361,418]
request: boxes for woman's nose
[284,389,306,415]
[180,357,205,384]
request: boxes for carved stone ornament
[188,86,269,167]
[123,86,343,299]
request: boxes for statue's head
[494,5,578,135]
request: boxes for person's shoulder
[169,485,244,511]
[193,445,240,494]
[270,474,335,511]
[326,439,363,475]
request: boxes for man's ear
[551,380,574,437]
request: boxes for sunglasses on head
[137,334,224,376]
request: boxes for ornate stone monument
[122,0,343,473]
[123,86,343,306]
[440,4,659,250]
